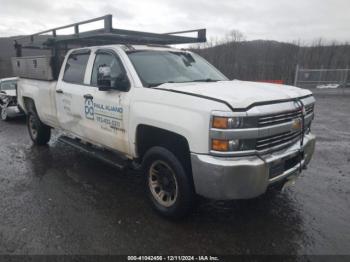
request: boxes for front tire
[27,112,51,145]
[143,147,195,219]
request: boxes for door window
[91,52,124,87]
[63,52,90,84]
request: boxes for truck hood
[0,90,16,97]
[158,80,312,109]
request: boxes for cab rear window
[63,51,90,84]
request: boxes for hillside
[192,40,350,84]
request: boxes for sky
[0,0,349,44]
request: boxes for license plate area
[269,152,303,179]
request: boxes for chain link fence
[294,65,350,89]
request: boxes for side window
[63,52,90,84]
[91,52,123,87]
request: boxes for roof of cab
[120,44,186,52]
[70,44,186,54]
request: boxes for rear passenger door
[56,49,95,139]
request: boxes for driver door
[84,49,131,154]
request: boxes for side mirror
[114,74,130,92]
[97,65,112,91]
[97,65,130,92]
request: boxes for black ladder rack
[14,14,206,55]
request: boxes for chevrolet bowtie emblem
[292,118,302,130]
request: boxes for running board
[58,136,128,170]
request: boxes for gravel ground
[0,89,349,255]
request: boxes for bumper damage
[191,133,316,200]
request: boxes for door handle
[84,94,93,99]
[56,89,63,94]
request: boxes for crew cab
[16,44,315,218]
[14,16,315,218]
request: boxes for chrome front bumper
[191,133,316,200]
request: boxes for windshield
[127,50,228,87]
[1,80,17,91]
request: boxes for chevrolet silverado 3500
[14,16,315,218]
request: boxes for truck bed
[17,78,60,128]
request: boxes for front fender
[128,89,230,157]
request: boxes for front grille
[256,130,301,151]
[258,103,314,127]
[305,104,314,115]
[210,99,315,156]
[258,109,303,127]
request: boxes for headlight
[211,139,229,151]
[211,139,241,151]
[212,116,243,129]
[212,116,257,129]
[210,112,257,153]
[211,138,255,152]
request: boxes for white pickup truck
[16,44,316,218]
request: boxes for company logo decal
[84,100,125,134]
[84,97,94,120]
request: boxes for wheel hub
[148,160,178,208]
[29,115,38,138]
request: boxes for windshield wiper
[148,79,219,87]
[148,83,163,87]
[193,78,219,82]
[148,81,175,88]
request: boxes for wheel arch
[135,124,193,180]
[22,97,37,114]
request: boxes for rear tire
[142,146,195,219]
[27,112,51,145]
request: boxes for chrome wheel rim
[29,115,38,139]
[1,108,7,120]
[148,160,178,208]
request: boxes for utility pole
[294,64,299,86]
[343,66,348,94]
